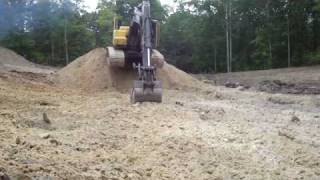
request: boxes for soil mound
[258,80,320,95]
[0,47,56,75]
[0,47,35,68]
[55,48,201,91]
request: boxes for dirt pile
[259,80,320,95]
[0,47,35,69]
[55,48,201,91]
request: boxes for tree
[1,0,320,71]
[225,0,232,72]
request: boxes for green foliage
[316,0,320,11]
[160,0,320,72]
[0,0,319,72]
[251,29,272,70]
[160,11,195,71]
[305,50,320,64]
[96,7,115,45]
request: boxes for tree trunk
[229,0,232,72]
[267,0,273,69]
[64,18,69,65]
[50,33,54,65]
[268,39,272,67]
[63,1,69,65]
[312,3,318,51]
[287,1,291,67]
[225,0,230,73]
[214,46,217,73]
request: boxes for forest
[1,0,320,73]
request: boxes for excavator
[106,0,165,103]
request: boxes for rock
[8,149,18,157]
[100,169,105,175]
[42,113,51,124]
[199,110,210,121]
[278,130,295,140]
[214,92,223,99]
[75,147,84,152]
[15,137,21,145]
[291,115,301,123]
[82,167,88,172]
[95,167,101,171]
[29,144,36,149]
[238,85,250,91]
[39,101,50,106]
[49,139,61,146]
[0,172,10,180]
[175,101,184,106]
[0,167,10,180]
[206,170,213,175]
[13,174,31,180]
[39,133,50,139]
[225,82,241,88]
[268,97,294,105]
[146,168,152,171]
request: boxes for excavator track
[106,47,164,68]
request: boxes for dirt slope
[0,48,319,179]
[198,66,320,86]
[0,47,56,75]
[55,48,202,91]
[0,47,35,68]
[1,73,319,179]
[197,66,320,94]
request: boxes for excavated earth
[197,66,320,95]
[54,48,202,92]
[0,47,320,180]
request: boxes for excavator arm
[130,0,162,103]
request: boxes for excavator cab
[112,17,160,49]
[112,18,129,48]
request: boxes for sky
[83,0,176,12]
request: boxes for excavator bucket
[131,80,162,103]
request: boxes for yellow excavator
[106,0,165,103]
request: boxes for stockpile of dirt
[0,47,56,84]
[197,66,320,95]
[0,47,35,69]
[258,80,320,95]
[55,48,201,91]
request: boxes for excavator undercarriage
[106,47,164,103]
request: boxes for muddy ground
[0,66,320,180]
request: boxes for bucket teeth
[130,80,162,103]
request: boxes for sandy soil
[1,64,320,180]
[0,47,319,179]
[55,48,201,92]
